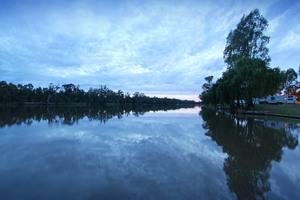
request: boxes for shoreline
[207,104,300,119]
[243,110,300,119]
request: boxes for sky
[0,0,299,101]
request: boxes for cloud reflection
[0,109,232,199]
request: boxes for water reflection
[1,106,299,199]
[0,105,195,127]
[0,106,235,200]
[200,107,299,200]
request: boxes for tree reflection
[0,105,196,127]
[200,108,298,200]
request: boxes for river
[0,106,299,199]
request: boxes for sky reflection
[0,107,299,199]
[0,107,233,200]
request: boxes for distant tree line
[0,81,196,106]
[199,9,298,109]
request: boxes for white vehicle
[260,94,297,104]
[280,95,297,104]
[266,95,279,104]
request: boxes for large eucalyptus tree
[224,9,270,69]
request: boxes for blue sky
[0,0,299,101]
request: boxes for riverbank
[253,104,300,115]
[203,104,300,119]
[245,104,300,119]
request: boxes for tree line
[0,81,197,106]
[199,9,298,109]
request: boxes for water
[0,106,299,200]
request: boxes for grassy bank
[253,104,300,116]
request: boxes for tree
[200,58,284,109]
[217,69,239,107]
[202,76,214,91]
[43,83,60,104]
[0,81,10,102]
[117,90,124,105]
[283,68,298,95]
[199,76,214,104]
[235,58,282,108]
[8,83,18,102]
[224,9,270,68]
[199,9,288,109]
[24,84,34,102]
[34,87,44,102]
[62,84,75,103]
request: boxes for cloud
[0,0,299,100]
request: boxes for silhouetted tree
[224,9,270,69]
[200,58,284,108]
[283,68,298,95]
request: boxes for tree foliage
[224,9,270,68]
[200,58,284,108]
[283,68,298,95]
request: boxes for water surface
[0,106,299,199]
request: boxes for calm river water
[0,106,299,200]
